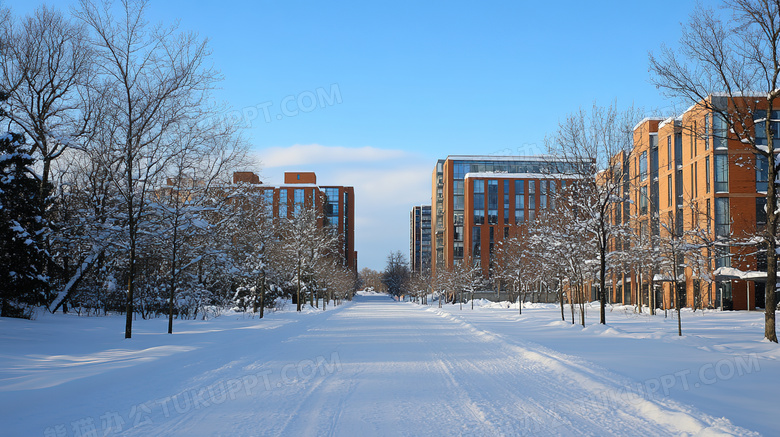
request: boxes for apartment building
[409,205,432,273]
[615,95,776,311]
[431,156,582,277]
[233,171,357,272]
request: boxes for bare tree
[158,118,246,333]
[381,250,410,299]
[0,5,94,203]
[546,102,643,325]
[359,267,385,293]
[74,0,220,338]
[650,0,780,341]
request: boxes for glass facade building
[431,155,586,277]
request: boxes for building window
[757,197,767,226]
[454,195,464,210]
[473,179,485,214]
[454,212,464,225]
[715,197,730,237]
[454,242,463,259]
[343,191,349,236]
[756,154,769,192]
[487,180,498,207]
[473,192,484,210]
[704,113,710,150]
[474,209,485,225]
[324,187,340,227]
[488,180,498,224]
[454,226,463,242]
[454,162,469,179]
[667,175,673,207]
[293,188,305,215]
[673,135,682,169]
[540,181,548,209]
[503,180,510,224]
[514,180,525,222]
[714,154,729,192]
[640,186,648,215]
[667,136,672,170]
[279,189,287,218]
[472,227,481,258]
[705,156,711,193]
[715,246,731,269]
[264,189,274,215]
[454,180,464,195]
[549,181,556,209]
[714,114,728,149]
[639,151,648,181]
[529,181,536,210]
[515,209,525,224]
[754,110,780,146]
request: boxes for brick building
[612,95,778,310]
[233,171,357,272]
[431,156,583,277]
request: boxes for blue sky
[6,0,703,270]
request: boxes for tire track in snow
[427,305,758,436]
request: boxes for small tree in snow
[546,102,643,325]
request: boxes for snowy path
[1,295,757,436]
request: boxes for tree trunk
[675,281,682,336]
[649,271,656,316]
[559,286,565,321]
[296,257,302,312]
[599,233,607,325]
[764,102,778,342]
[259,270,265,319]
[168,206,179,334]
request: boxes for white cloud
[258,144,408,168]
[253,144,434,271]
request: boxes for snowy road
[2,294,756,436]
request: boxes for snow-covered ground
[0,294,776,436]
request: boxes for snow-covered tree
[0,5,94,209]
[277,206,341,311]
[546,102,643,325]
[381,250,410,298]
[74,0,222,337]
[0,93,51,318]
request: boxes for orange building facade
[431,156,583,277]
[611,95,776,310]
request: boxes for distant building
[409,205,431,273]
[233,171,357,271]
[431,155,584,277]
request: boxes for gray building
[410,205,432,273]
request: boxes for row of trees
[410,0,780,344]
[0,1,356,336]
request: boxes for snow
[465,172,582,180]
[0,295,776,436]
[447,154,571,163]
